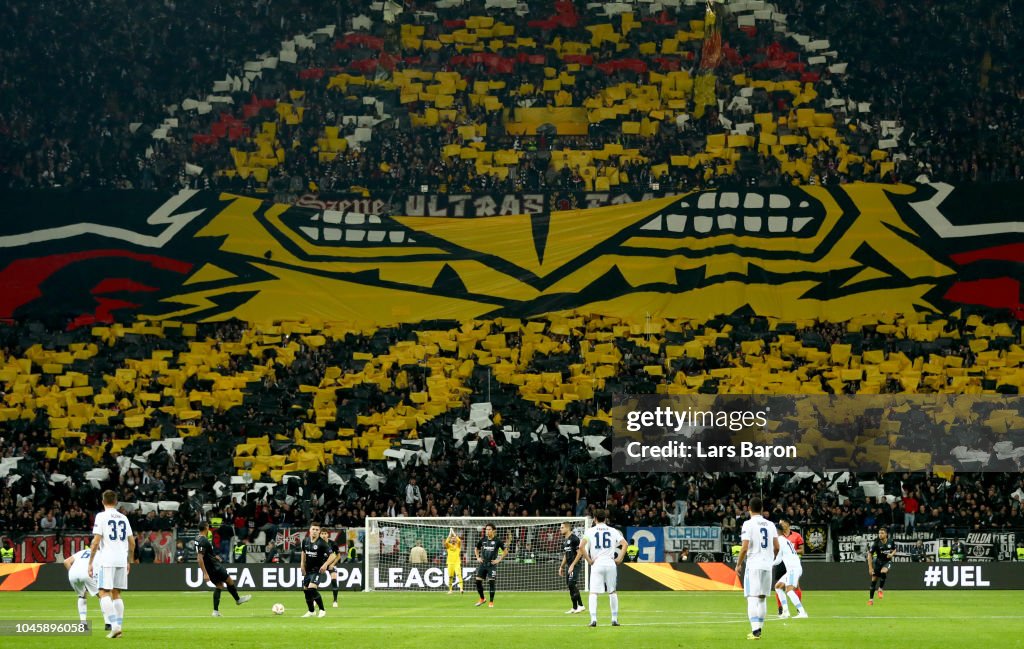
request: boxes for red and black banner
[2,184,1024,327]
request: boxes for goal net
[364,516,590,592]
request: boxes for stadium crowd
[2,1,1023,561]
[1,0,1021,196]
[0,0,336,191]
[2,313,1024,544]
[774,0,1024,185]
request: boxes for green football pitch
[1,590,1022,648]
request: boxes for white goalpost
[364,516,591,592]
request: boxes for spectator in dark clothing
[139,539,156,563]
[218,520,234,563]
[174,540,188,564]
[264,541,281,564]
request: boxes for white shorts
[589,563,618,593]
[96,566,128,591]
[70,576,99,597]
[779,568,802,588]
[743,568,771,598]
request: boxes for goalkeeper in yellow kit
[444,529,464,594]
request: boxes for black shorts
[565,568,579,587]
[207,564,230,585]
[302,571,331,588]
[475,564,496,580]
[873,560,892,575]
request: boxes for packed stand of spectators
[2,0,1022,195]
[3,311,1024,544]
[775,0,1024,184]
[0,0,342,190]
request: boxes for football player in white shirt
[580,509,627,627]
[773,531,807,619]
[88,490,135,639]
[736,497,779,640]
[63,547,102,628]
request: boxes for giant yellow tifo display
[0,183,1021,327]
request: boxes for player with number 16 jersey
[581,509,627,627]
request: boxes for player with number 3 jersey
[736,497,779,640]
[581,509,627,627]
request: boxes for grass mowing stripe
[1,590,1022,648]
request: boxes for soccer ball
[271,603,286,615]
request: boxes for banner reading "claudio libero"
[626,526,723,561]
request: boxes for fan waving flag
[699,1,723,71]
[694,1,722,118]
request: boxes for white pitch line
[32,613,747,621]
[10,607,1024,621]
[36,613,1024,627]
[81,620,749,631]
[20,608,748,618]
[827,615,1024,620]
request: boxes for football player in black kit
[195,520,251,616]
[868,527,899,605]
[319,529,343,608]
[558,522,585,614]
[473,523,505,608]
[300,522,333,617]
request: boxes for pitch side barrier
[7,562,1024,592]
[616,562,1024,591]
[9,562,561,592]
